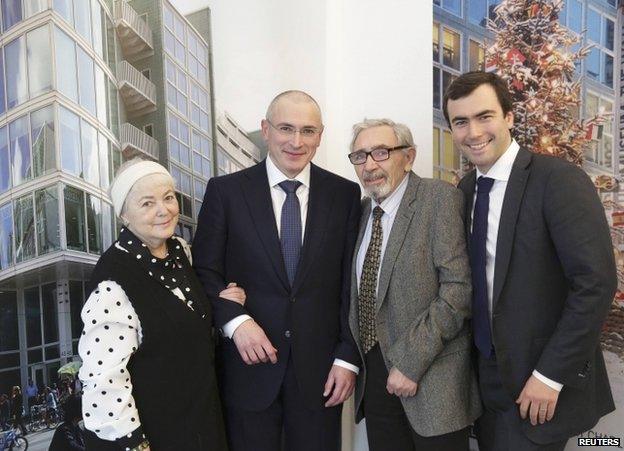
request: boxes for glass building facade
[433,0,621,182]
[0,0,261,399]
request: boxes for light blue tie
[279,180,302,286]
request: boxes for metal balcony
[117,61,157,116]
[120,123,159,160]
[114,1,154,61]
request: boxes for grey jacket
[349,172,482,437]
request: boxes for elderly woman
[78,158,240,450]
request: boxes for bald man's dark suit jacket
[192,160,361,412]
[458,148,616,444]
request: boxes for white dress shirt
[472,139,562,392]
[223,155,358,374]
[356,174,410,287]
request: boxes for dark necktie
[471,176,495,358]
[358,206,384,354]
[279,180,302,286]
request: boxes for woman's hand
[219,282,246,306]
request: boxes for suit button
[285,330,291,338]
[291,298,296,303]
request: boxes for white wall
[201,0,432,180]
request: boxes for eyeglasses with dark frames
[348,145,410,165]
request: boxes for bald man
[193,91,361,451]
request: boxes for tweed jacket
[349,171,482,437]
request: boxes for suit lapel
[492,148,531,308]
[292,164,332,294]
[376,172,420,310]
[242,161,290,292]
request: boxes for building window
[584,92,614,170]
[433,127,461,183]
[5,35,28,110]
[583,8,615,88]
[193,178,207,219]
[64,185,86,251]
[433,22,461,110]
[25,286,42,347]
[469,39,485,72]
[2,0,23,31]
[176,221,193,243]
[192,130,212,179]
[69,281,84,340]
[467,0,501,26]
[86,194,102,254]
[10,115,32,186]
[14,193,36,263]
[75,0,93,46]
[31,105,56,178]
[190,81,210,133]
[433,0,461,17]
[170,165,192,218]
[77,46,97,117]
[0,203,14,269]
[81,120,99,185]
[0,127,8,194]
[187,30,208,87]
[143,124,154,137]
[168,112,191,168]
[0,291,19,351]
[0,51,5,115]
[166,57,189,116]
[59,106,81,176]
[55,26,78,102]
[164,5,186,65]
[27,25,52,99]
[35,186,60,255]
[53,0,74,25]
[42,282,59,344]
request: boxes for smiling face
[446,83,514,174]
[121,174,179,256]
[261,96,323,178]
[351,125,415,203]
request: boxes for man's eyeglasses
[266,119,322,138]
[348,145,410,165]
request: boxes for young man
[348,118,481,450]
[445,71,616,451]
[193,91,360,451]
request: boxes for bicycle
[0,427,28,450]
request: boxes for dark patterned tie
[358,206,384,354]
[279,180,302,286]
[471,176,495,358]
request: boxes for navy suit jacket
[193,160,361,411]
[458,148,616,443]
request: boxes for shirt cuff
[333,359,359,375]
[222,315,253,338]
[532,370,563,392]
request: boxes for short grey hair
[265,90,323,124]
[350,118,415,152]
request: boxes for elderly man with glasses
[347,118,481,451]
[193,90,361,451]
